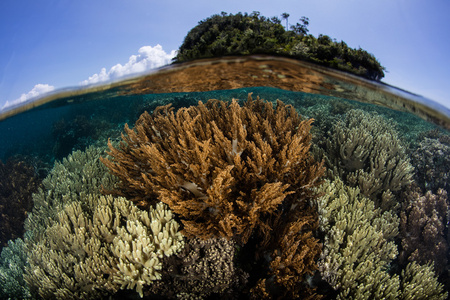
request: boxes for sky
[0,0,449,109]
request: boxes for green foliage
[290,16,309,35]
[175,12,385,80]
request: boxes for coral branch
[101,94,324,244]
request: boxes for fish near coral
[101,94,324,244]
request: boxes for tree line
[174,12,385,81]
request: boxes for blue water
[0,86,439,164]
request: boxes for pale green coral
[24,145,117,238]
[25,195,184,299]
[21,146,184,299]
[315,179,447,299]
[0,238,31,299]
[325,109,414,210]
[400,262,447,300]
[316,178,399,299]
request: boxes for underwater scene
[0,56,450,299]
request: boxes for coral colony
[0,94,448,299]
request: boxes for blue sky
[1,0,449,109]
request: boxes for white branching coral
[24,145,117,238]
[23,146,184,299]
[25,195,184,299]
[111,201,184,296]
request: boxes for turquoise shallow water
[0,57,449,299]
[0,86,442,164]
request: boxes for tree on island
[174,12,385,81]
[291,16,309,35]
[281,12,289,31]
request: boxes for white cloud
[81,44,177,85]
[1,44,176,110]
[2,83,55,109]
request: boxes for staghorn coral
[148,237,248,299]
[315,178,400,299]
[324,109,413,210]
[101,94,324,244]
[411,137,450,194]
[25,195,184,299]
[0,158,41,249]
[399,186,449,276]
[251,205,322,299]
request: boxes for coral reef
[0,238,31,299]
[101,94,324,243]
[148,237,248,299]
[250,207,322,299]
[315,178,448,299]
[324,109,413,210]
[2,87,448,299]
[411,137,450,194]
[400,261,447,300]
[399,185,449,276]
[24,145,117,238]
[25,195,184,299]
[0,158,41,249]
[101,94,325,298]
[19,146,183,299]
[315,178,400,299]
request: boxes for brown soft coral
[101,94,324,244]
